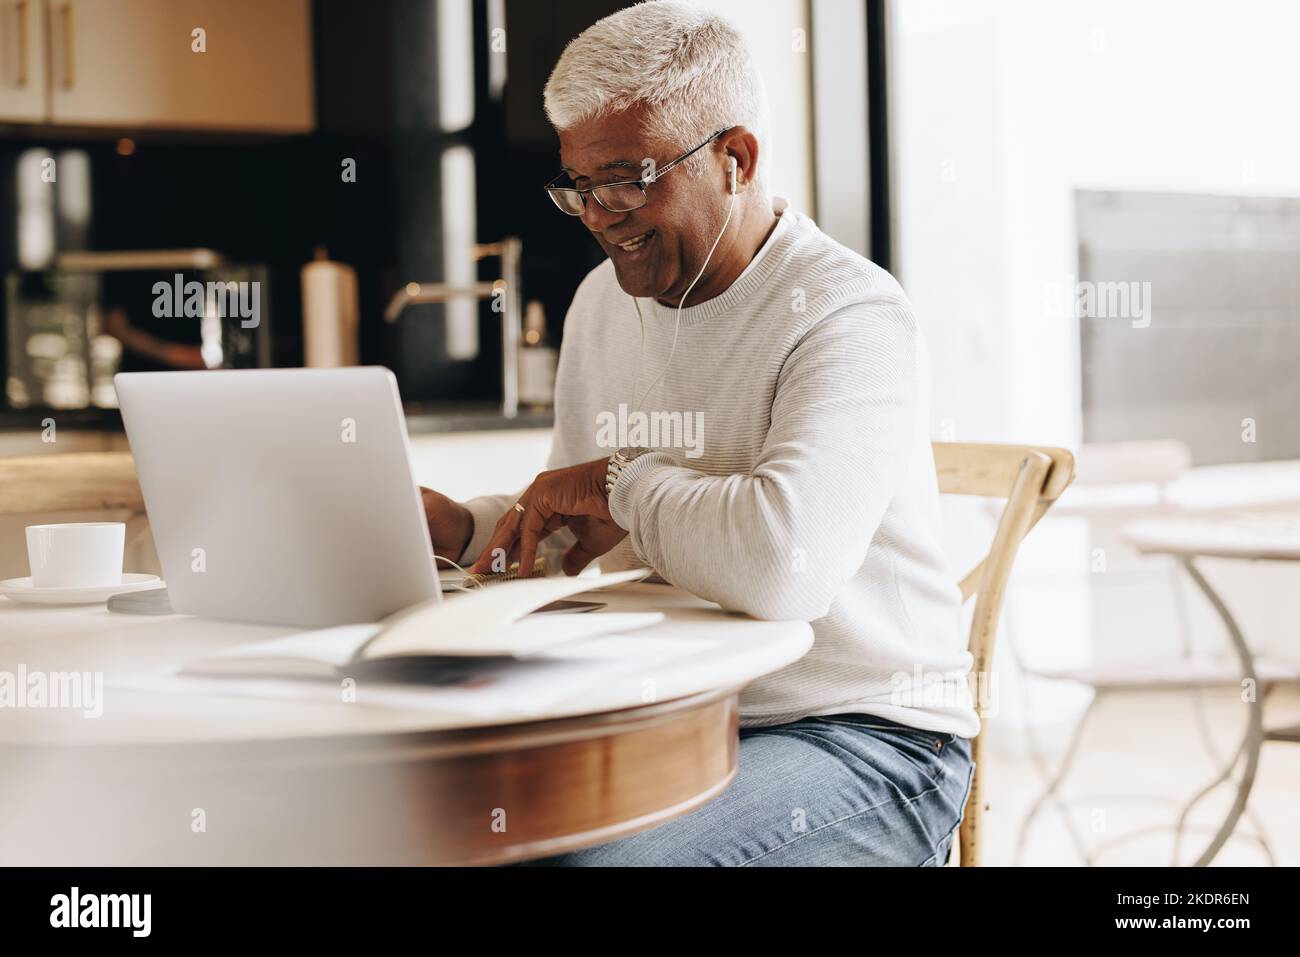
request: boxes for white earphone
[632,152,740,411]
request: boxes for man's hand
[468,458,627,577]
[556,514,630,576]
[419,487,474,562]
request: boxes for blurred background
[5,0,1294,453]
[0,0,1298,865]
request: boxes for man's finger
[562,540,599,576]
[515,503,554,578]
[469,506,523,573]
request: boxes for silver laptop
[115,367,440,627]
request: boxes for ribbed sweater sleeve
[607,298,918,621]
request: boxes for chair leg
[1169,557,1231,857]
[1171,560,1229,768]
[1014,691,1101,866]
[1007,599,1101,867]
[1091,820,1275,864]
[1178,558,1266,867]
[1172,683,1278,867]
[1242,685,1279,866]
[1169,559,1275,860]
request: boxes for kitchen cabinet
[0,0,44,121]
[0,0,313,131]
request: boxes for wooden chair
[933,442,1075,866]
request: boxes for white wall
[892,0,1300,733]
[894,0,1300,447]
[694,0,814,215]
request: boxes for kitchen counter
[0,408,126,432]
[403,402,553,433]
[0,402,553,435]
[0,411,555,580]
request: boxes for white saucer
[0,574,162,606]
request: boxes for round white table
[0,581,813,864]
[1123,510,1300,866]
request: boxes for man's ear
[720,126,760,193]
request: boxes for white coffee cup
[25,522,126,588]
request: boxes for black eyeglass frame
[544,126,735,216]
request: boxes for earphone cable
[633,180,738,412]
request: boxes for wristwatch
[605,447,653,497]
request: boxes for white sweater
[459,203,978,736]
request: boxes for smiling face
[557,108,731,303]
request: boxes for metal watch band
[605,446,653,497]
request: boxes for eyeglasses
[545,127,733,216]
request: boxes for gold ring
[513,502,526,514]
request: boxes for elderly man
[419,0,975,866]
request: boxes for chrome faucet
[384,237,523,418]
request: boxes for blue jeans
[529,712,973,866]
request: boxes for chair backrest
[0,452,144,515]
[932,442,1075,866]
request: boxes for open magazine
[180,568,659,680]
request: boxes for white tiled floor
[981,685,1300,866]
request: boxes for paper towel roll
[301,248,359,367]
